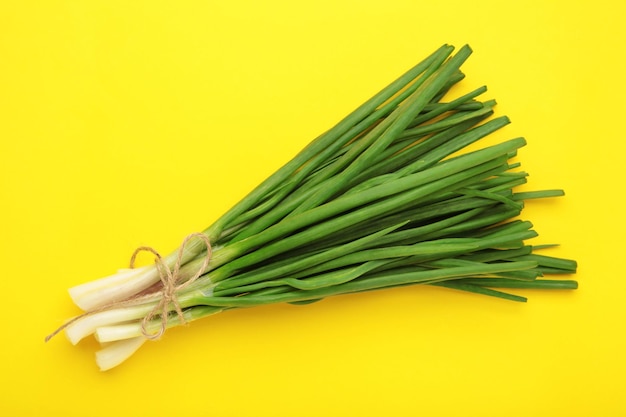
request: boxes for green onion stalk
[48,44,577,371]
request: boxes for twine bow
[130,233,212,340]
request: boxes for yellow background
[1,1,624,416]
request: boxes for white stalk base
[96,337,146,371]
[65,305,154,345]
[68,266,158,311]
[95,322,145,343]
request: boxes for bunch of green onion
[49,44,577,371]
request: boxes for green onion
[47,44,577,371]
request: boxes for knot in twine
[130,232,212,340]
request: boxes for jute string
[44,233,212,342]
[133,232,212,339]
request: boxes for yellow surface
[1,1,624,416]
